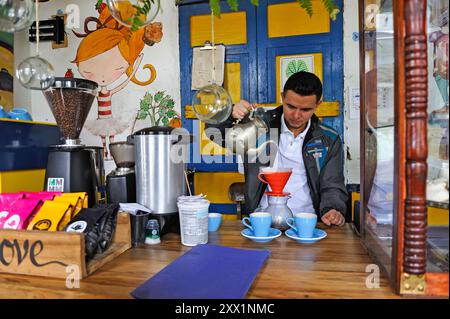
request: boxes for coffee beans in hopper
[44,88,96,140]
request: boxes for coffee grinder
[106,142,136,204]
[43,78,98,207]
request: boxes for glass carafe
[265,195,293,230]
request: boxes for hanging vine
[128,1,340,31]
[206,0,340,20]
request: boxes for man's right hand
[232,100,257,120]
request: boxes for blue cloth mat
[130,244,270,299]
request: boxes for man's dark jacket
[205,106,348,218]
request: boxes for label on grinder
[47,178,64,192]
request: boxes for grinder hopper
[43,77,98,145]
[109,142,135,169]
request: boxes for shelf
[427,200,449,210]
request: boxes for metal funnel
[43,78,98,145]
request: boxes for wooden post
[403,0,428,275]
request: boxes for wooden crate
[0,212,131,279]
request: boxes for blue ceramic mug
[0,105,10,119]
[8,108,32,121]
[242,212,272,237]
[208,213,222,232]
[286,213,317,238]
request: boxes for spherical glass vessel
[191,84,233,124]
[106,0,160,29]
[0,0,34,33]
[16,55,55,90]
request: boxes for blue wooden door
[179,1,258,173]
[256,0,344,135]
[179,0,344,215]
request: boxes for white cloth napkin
[119,203,153,215]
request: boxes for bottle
[145,219,161,245]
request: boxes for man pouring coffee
[206,71,347,226]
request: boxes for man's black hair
[283,71,323,103]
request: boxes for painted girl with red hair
[73,3,162,158]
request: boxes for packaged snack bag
[53,195,83,218]
[95,204,120,254]
[21,191,60,201]
[61,192,88,208]
[65,204,119,261]
[0,205,10,228]
[1,194,26,228]
[22,199,45,229]
[27,201,73,231]
[65,207,107,260]
[37,191,62,197]
[0,198,42,230]
[0,193,24,207]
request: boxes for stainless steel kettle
[225,108,277,158]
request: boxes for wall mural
[72,1,163,158]
[0,32,14,112]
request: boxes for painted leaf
[154,91,164,103]
[137,110,148,120]
[143,92,152,103]
[166,99,175,108]
[140,100,149,112]
[159,96,170,107]
[285,59,309,79]
[167,110,175,118]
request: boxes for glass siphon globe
[105,0,160,29]
[191,84,233,124]
[16,55,55,90]
[0,0,34,33]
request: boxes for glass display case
[359,0,448,296]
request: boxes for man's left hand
[321,209,345,226]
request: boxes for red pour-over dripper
[258,168,292,195]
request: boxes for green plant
[208,0,339,21]
[137,91,177,126]
[128,0,157,32]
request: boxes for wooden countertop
[0,221,399,299]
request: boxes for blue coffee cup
[0,105,10,119]
[242,212,272,237]
[208,213,222,232]
[8,108,32,121]
[0,106,9,119]
[286,213,317,238]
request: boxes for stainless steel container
[86,146,105,188]
[134,127,191,214]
